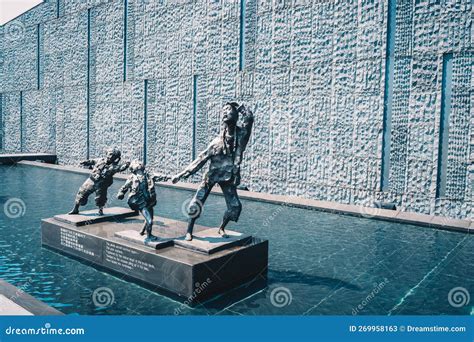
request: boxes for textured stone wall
[0,0,472,220]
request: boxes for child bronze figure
[68,147,129,215]
[117,160,168,242]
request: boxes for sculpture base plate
[115,230,174,249]
[41,211,268,304]
[174,229,252,254]
[54,207,138,226]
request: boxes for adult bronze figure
[172,102,254,241]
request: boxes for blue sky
[0,0,43,25]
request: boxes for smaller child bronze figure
[117,160,169,242]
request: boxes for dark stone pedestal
[41,208,268,305]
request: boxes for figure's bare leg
[69,180,95,215]
[95,188,107,216]
[185,181,213,241]
[218,182,242,238]
[147,207,158,240]
[146,224,157,241]
[142,208,157,242]
[140,223,147,236]
[218,217,230,238]
[68,203,80,215]
[185,218,197,241]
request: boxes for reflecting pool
[0,164,472,315]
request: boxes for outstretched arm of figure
[152,174,171,183]
[171,143,213,183]
[79,159,97,167]
[117,161,131,172]
[117,178,132,200]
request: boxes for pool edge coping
[0,279,64,316]
[16,160,473,234]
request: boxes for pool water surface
[0,164,472,315]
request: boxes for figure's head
[222,102,239,125]
[129,160,145,174]
[106,147,121,164]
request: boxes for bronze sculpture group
[68,103,254,242]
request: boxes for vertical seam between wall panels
[123,0,128,82]
[56,0,60,19]
[144,79,148,164]
[402,0,416,196]
[0,94,2,150]
[20,91,23,152]
[380,0,396,192]
[436,53,453,199]
[239,0,245,71]
[37,24,41,90]
[286,4,294,193]
[192,75,198,161]
[328,2,336,192]
[86,8,91,159]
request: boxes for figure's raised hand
[239,105,254,121]
[79,159,95,169]
[152,174,171,183]
[119,161,131,172]
[117,193,124,200]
